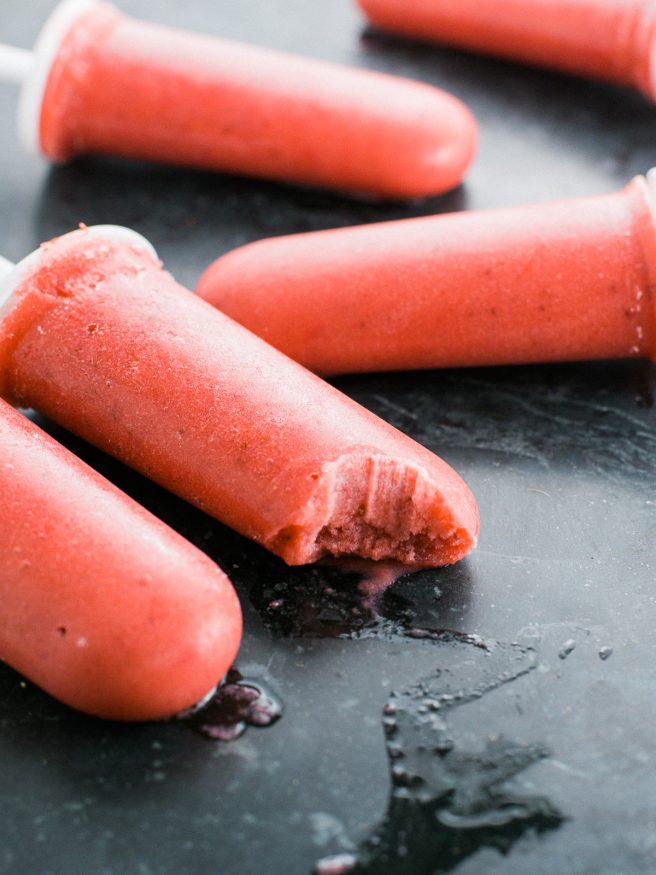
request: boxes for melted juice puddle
[181,669,282,741]
[314,641,563,874]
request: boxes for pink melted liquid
[181,669,282,741]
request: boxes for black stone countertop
[1,3,656,874]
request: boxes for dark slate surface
[1,2,656,874]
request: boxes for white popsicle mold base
[645,167,656,209]
[0,225,158,314]
[0,45,34,83]
[17,0,99,156]
[0,257,15,281]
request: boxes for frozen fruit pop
[197,171,656,375]
[0,226,478,569]
[0,398,242,722]
[356,0,656,99]
[0,0,477,199]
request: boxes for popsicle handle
[0,255,17,311]
[0,44,34,83]
[646,167,656,208]
[0,256,16,280]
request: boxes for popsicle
[0,398,242,722]
[0,225,479,569]
[0,0,477,199]
[355,0,656,99]
[196,171,656,375]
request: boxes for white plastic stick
[1,1,98,154]
[0,45,34,83]
[0,255,18,310]
[0,256,15,280]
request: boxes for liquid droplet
[181,669,282,741]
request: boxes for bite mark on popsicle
[270,453,475,567]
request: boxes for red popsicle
[196,172,656,375]
[0,398,242,722]
[0,226,478,569]
[0,0,477,199]
[355,0,656,98]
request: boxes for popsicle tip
[424,100,478,196]
[268,451,478,568]
[383,82,478,199]
[63,561,243,722]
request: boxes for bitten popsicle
[197,171,656,375]
[0,226,478,569]
[356,0,656,99]
[0,398,242,722]
[0,0,477,199]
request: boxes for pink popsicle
[196,173,656,375]
[0,226,478,569]
[356,0,656,99]
[2,0,477,199]
[0,398,242,722]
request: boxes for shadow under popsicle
[33,157,467,288]
[23,405,477,642]
[360,23,656,125]
[358,28,656,201]
[22,351,656,646]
